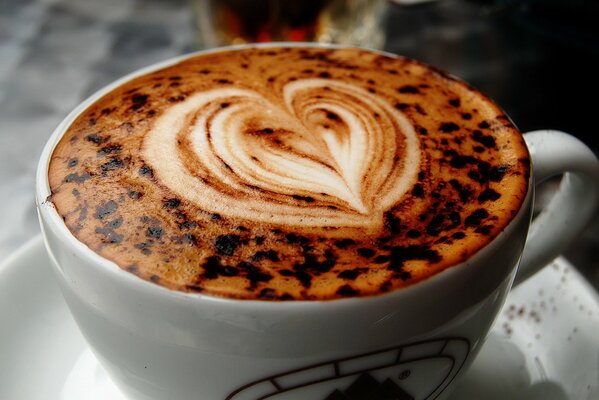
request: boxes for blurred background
[0,0,597,287]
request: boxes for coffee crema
[48,46,530,300]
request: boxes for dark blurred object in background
[499,0,599,52]
[193,0,387,49]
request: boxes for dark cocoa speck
[130,93,149,110]
[388,245,440,272]
[128,190,143,200]
[478,188,501,202]
[337,284,358,297]
[294,270,312,288]
[259,288,277,299]
[107,217,123,229]
[146,226,163,239]
[406,229,421,238]
[202,256,226,279]
[250,250,279,262]
[220,265,240,277]
[426,214,445,236]
[465,208,490,227]
[326,111,340,121]
[178,220,198,230]
[338,269,365,280]
[374,255,390,264]
[101,157,124,172]
[414,104,427,115]
[95,200,118,220]
[440,122,460,133]
[459,187,473,203]
[64,172,91,183]
[449,98,461,107]
[411,183,425,198]
[490,165,509,182]
[172,233,197,245]
[398,85,420,94]
[396,271,412,281]
[163,198,181,208]
[285,233,309,245]
[472,130,497,148]
[357,248,375,258]
[139,164,153,177]
[475,225,493,235]
[85,133,108,144]
[67,158,78,168]
[452,231,466,239]
[384,211,401,234]
[95,227,123,244]
[278,269,294,277]
[214,234,241,256]
[292,194,315,203]
[168,95,185,103]
[334,238,356,249]
[97,144,122,157]
[241,262,273,285]
[450,154,477,169]
[126,265,139,274]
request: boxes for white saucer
[1,236,598,400]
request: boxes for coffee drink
[47,46,530,300]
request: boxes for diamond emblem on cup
[226,338,469,399]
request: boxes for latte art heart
[143,79,420,229]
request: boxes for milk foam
[143,79,420,229]
[48,46,530,299]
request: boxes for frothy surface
[48,47,530,300]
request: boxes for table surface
[1,0,597,289]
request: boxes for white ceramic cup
[36,45,599,400]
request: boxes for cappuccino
[48,46,529,300]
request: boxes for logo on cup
[227,337,470,400]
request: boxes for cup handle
[513,130,599,285]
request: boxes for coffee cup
[36,44,599,400]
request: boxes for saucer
[1,236,597,400]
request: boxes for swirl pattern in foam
[143,79,420,230]
[48,46,530,300]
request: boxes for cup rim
[35,42,533,308]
